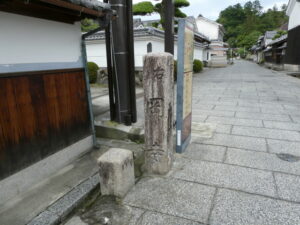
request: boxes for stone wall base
[0,136,93,204]
[284,64,300,72]
[264,62,284,71]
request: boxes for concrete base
[0,136,93,205]
[264,62,284,71]
[284,64,300,72]
[95,120,144,143]
[208,56,228,68]
[98,148,135,198]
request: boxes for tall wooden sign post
[176,19,195,153]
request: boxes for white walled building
[194,15,228,67]
[85,27,210,69]
[285,0,300,71]
[196,15,224,41]
[0,0,110,208]
[287,0,300,30]
[195,15,227,58]
[0,12,83,73]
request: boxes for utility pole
[108,0,137,125]
[164,0,174,54]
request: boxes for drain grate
[276,153,300,162]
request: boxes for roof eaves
[268,34,288,46]
[65,0,111,11]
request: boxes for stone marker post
[143,53,174,175]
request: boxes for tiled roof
[65,0,110,11]
[268,34,288,46]
[85,27,210,46]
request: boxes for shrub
[193,59,203,73]
[152,22,159,28]
[87,62,99,83]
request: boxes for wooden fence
[0,68,91,180]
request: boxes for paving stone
[238,102,284,109]
[193,96,220,101]
[225,148,300,176]
[222,97,259,103]
[64,216,87,225]
[206,116,263,127]
[172,158,276,197]
[214,105,260,113]
[236,112,291,122]
[124,177,215,223]
[128,207,145,225]
[192,104,215,110]
[27,210,59,225]
[291,116,300,123]
[197,100,238,106]
[136,211,203,225]
[260,107,290,114]
[283,104,300,110]
[213,124,232,134]
[232,126,300,141]
[198,133,267,152]
[267,139,300,157]
[195,109,236,117]
[192,114,208,122]
[191,122,216,139]
[274,173,300,203]
[264,121,300,131]
[210,189,300,225]
[184,143,226,162]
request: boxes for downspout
[81,37,98,148]
[81,16,112,148]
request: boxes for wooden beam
[0,68,84,78]
[0,0,80,23]
[39,0,105,17]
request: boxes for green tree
[238,31,262,49]
[272,30,288,40]
[133,0,190,28]
[217,0,288,48]
[81,18,99,32]
[132,1,154,15]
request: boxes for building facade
[195,15,227,56]
[0,0,110,204]
[285,0,300,72]
[86,27,210,69]
[195,15,228,67]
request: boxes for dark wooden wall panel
[0,69,91,180]
[285,26,300,65]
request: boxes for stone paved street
[123,60,300,225]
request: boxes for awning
[277,43,287,50]
[263,47,272,52]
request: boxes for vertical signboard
[176,19,194,153]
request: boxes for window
[147,42,152,53]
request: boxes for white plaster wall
[86,38,205,68]
[86,40,107,67]
[288,1,300,30]
[0,12,82,65]
[196,19,218,40]
[194,48,204,61]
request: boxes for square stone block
[97,148,134,198]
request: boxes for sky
[132,0,289,21]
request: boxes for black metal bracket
[81,10,113,40]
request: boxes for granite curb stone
[27,174,99,225]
